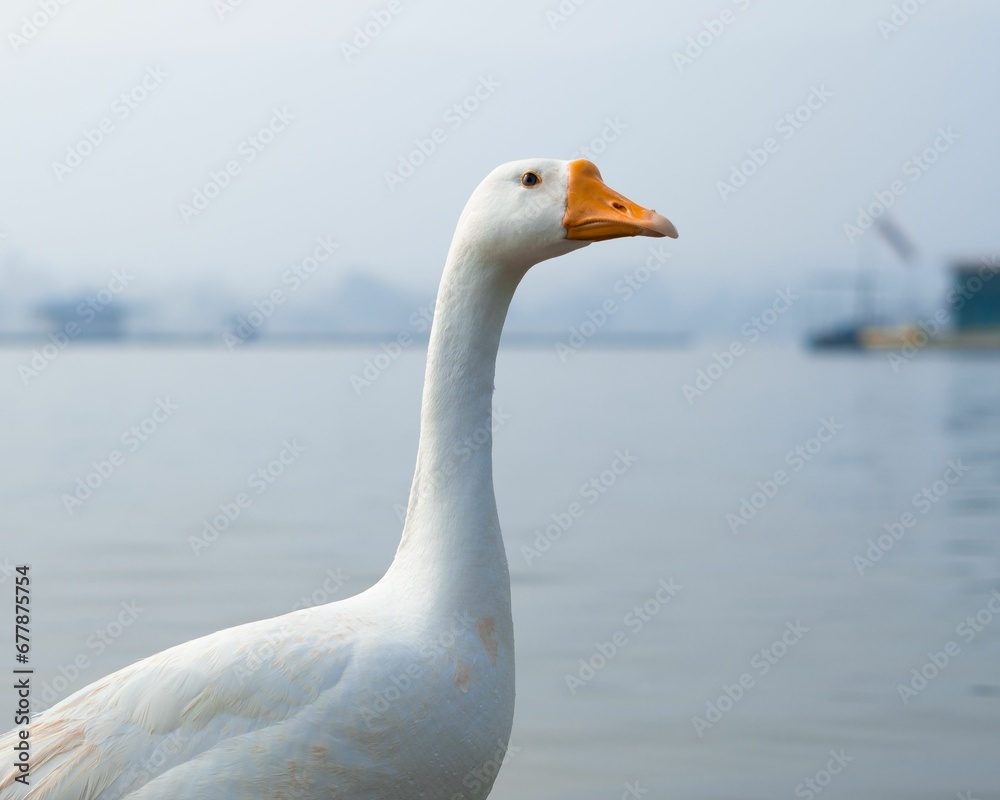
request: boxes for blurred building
[36,298,127,340]
[951,260,1000,330]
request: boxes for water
[2,343,999,799]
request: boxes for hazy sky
[1,0,998,323]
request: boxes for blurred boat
[809,259,1000,351]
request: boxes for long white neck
[385,235,524,606]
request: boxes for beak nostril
[612,201,628,213]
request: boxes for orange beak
[563,159,678,242]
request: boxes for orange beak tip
[647,211,679,239]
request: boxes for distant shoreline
[0,331,691,349]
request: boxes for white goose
[1,158,676,800]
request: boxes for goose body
[0,158,676,800]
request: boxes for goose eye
[520,171,541,188]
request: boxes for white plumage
[1,158,675,800]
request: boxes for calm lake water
[2,343,999,799]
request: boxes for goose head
[449,158,678,274]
